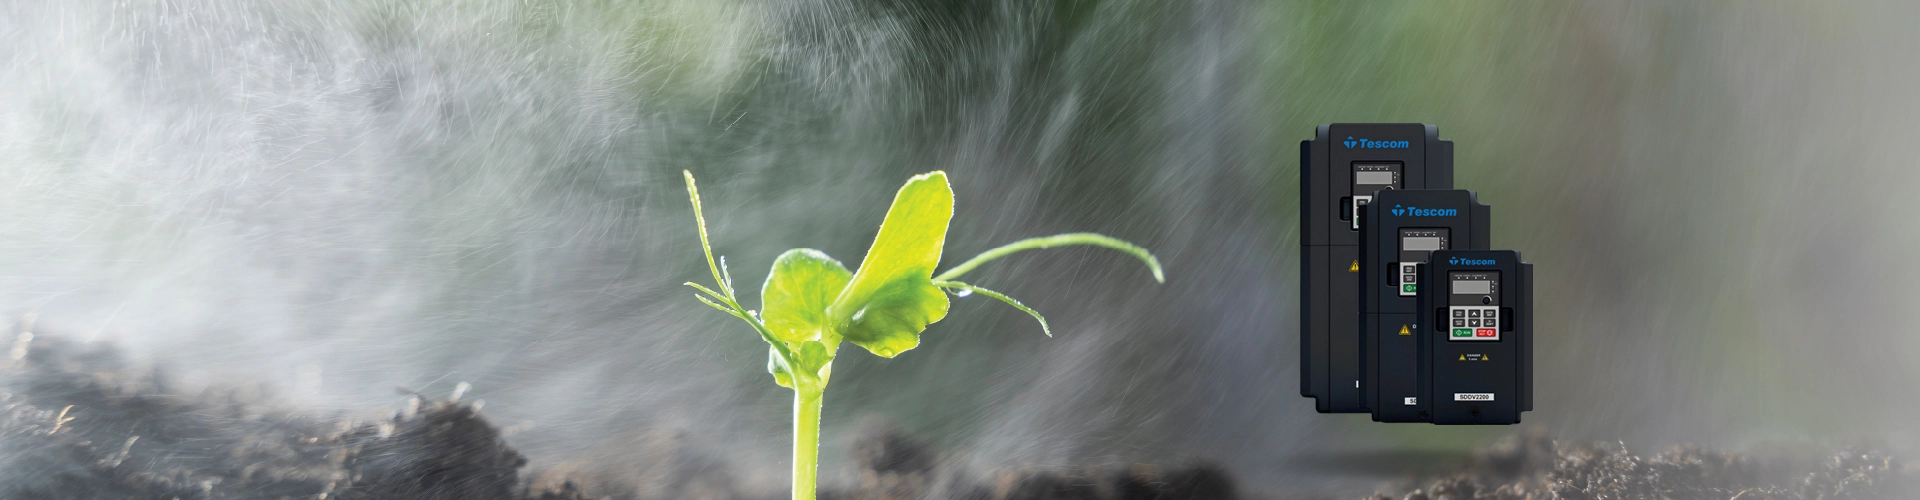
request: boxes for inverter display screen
[1397,228,1450,262]
[1355,171,1397,185]
[1448,271,1501,306]
[1403,237,1443,252]
[1451,280,1492,295]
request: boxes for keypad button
[1468,310,1480,317]
[1483,319,1496,328]
[1403,274,1416,283]
[1483,310,1496,319]
[1475,328,1496,337]
[1451,328,1473,338]
[1453,319,1465,327]
[1468,319,1479,327]
[1452,309,1465,318]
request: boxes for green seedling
[682,170,1162,500]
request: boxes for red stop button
[1475,328,1496,337]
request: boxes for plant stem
[792,383,825,500]
[935,232,1164,283]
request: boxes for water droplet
[954,288,973,298]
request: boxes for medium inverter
[1360,189,1489,421]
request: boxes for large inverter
[1300,124,1452,413]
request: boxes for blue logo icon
[1449,256,1497,266]
[1390,204,1405,217]
[1343,136,1410,149]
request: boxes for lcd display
[1403,236,1443,252]
[1355,171,1396,185]
[1452,280,1492,295]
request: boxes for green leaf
[933,280,1050,337]
[761,249,852,344]
[840,276,949,357]
[791,340,835,383]
[768,340,837,388]
[830,171,954,358]
[767,346,795,388]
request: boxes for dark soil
[0,335,552,500]
[0,336,1238,500]
[1364,430,1912,500]
[1,335,1908,499]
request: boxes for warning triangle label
[1458,354,1466,361]
[1349,260,1359,272]
[1398,324,1411,335]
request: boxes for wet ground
[1,336,1908,500]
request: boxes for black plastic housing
[1417,250,1533,425]
[1300,124,1452,413]
[1359,190,1490,421]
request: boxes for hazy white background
[2,0,1917,494]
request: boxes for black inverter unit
[1300,124,1452,413]
[1360,189,1489,421]
[1417,250,1533,425]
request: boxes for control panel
[1396,228,1449,297]
[1350,163,1402,230]
[1446,271,1501,341]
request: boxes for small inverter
[1417,250,1533,425]
[1300,124,1452,413]
[1360,189,1489,422]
